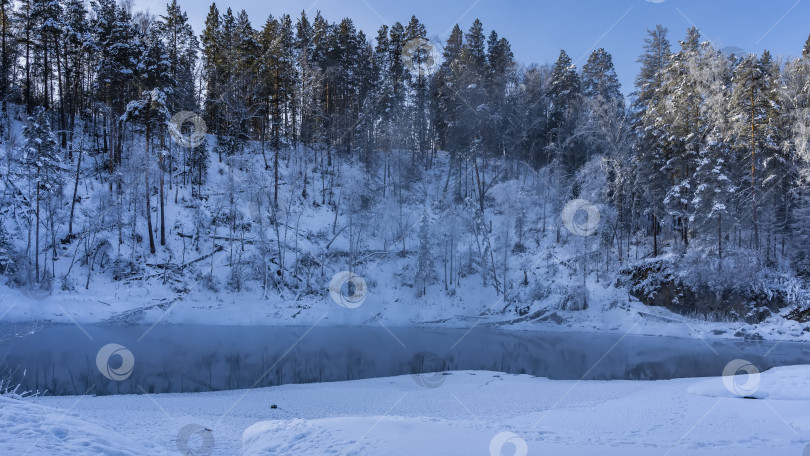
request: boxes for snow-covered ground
[1,281,807,343]
[2,137,808,346]
[5,366,810,455]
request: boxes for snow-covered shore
[1,281,807,343]
[5,366,810,455]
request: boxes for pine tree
[415,212,435,297]
[158,0,198,114]
[582,48,622,107]
[784,36,810,271]
[683,46,736,256]
[189,137,209,199]
[442,18,488,168]
[690,131,736,258]
[201,3,223,145]
[60,0,91,152]
[16,0,35,112]
[386,21,406,114]
[632,25,671,256]
[728,51,782,251]
[460,18,487,118]
[462,19,486,75]
[143,27,173,247]
[258,13,282,156]
[580,48,623,160]
[31,0,62,111]
[658,28,704,249]
[93,0,142,173]
[432,24,463,155]
[508,65,551,168]
[233,8,260,146]
[295,11,319,148]
[124,27,172,253]
[330,18,363,155]
[757,52,792,258]
[548,49,581,173]
[258,12,296,205]
[123,87,169,255]
[0,0,15,122]
[405,16,430,162]
[483,30,514,158]
[804,33,810,58]
[310,12,333,154]
[278,15,297,146]
[632,25,671,123]
[353,34,375,164]
[486,31,514,105]
[213,8,257,158]
[22,106,61,282]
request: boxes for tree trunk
[473,159,485,214]
[160,144,166,246]
[750,85,759,251]
[107,98,113,192]
[718,212,722,260]
[274,145,280,208]
[653,210,658,258]
[0,0,7,119]
[145,96,156,254]
[55,35,66,149]
[68,141,83,238]
[35,166,40,282]
[24,5,31,113]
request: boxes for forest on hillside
[1,0,810,322]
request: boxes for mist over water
[3,323,809,396]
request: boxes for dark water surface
[1,323,808,395]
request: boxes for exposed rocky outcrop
[618,258,787,323]
[786,306,810,323]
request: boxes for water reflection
[1,323,808,396]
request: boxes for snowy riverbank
[4,366,810,455]
[1,281,808,343]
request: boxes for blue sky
[134,0,810,95]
